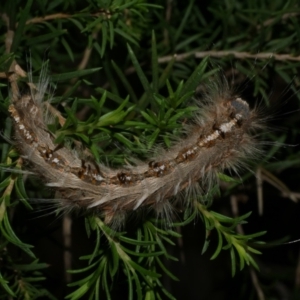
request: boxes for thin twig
[158,50,300,63]
[24,10,112,26]
[66,30,99,120]
[96,49,300,93]
[230,195,244,234]
[258,12,300,29]
[44,102,66,126]
[256,167,300,205]
[63,215,72,283]
[249,268,265,300]
[77,31,99,71]
[158,51,195,63]
[256,167,263,216]
[8,64,26,102]
[175,226,185,263]
[195,51,300,61]
[1,13,14,55]
[26,13,73,24]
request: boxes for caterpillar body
[8,64,262,224]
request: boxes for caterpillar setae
[8,63,263,225]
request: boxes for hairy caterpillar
[8,63,262,225]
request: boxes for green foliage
[66,217,181,300]
[1,0,300,299]
[199,204,266,277]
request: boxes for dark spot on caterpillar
[93,162,101,174]
[78,160,87,178]
[148,161,168,176]
[219,130,225,139]
[148,161,156,168]
[148,161,165,168]
[204,140,217,148]
[82,160,87,171]
[45,148,53,160]
[212,123,219,131]
[78,168,84,178]
[229,111,236,119]
[213,124,225,138]
[176,147,196,162]
[117,172,132,184]
[236,118,243,127]
[16,108,25,120]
